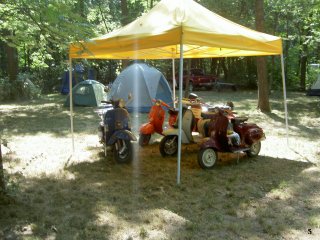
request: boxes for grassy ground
[0,90,319,240]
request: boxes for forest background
[1,0,320,102]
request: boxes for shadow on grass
[1,153,318,239]
[0,94,101,137]
[265,97,320,139]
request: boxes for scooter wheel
[246,141,261,157]
[138,134,151,146]
[198,148,217,169]
[113,139,133,164]
[159,135,178,157]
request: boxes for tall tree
[255,0,271,112]
[5,37,19,82]
[0,139,6,197]
[0,0,18,83]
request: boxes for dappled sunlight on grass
[1,91,320,239]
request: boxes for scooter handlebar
[152,99,171,108]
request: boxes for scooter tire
[159,135,178,157]
[246,141,261,157]
[138,134,151,146]
[198,148,218,169]
[113,139,133,164]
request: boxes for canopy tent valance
[69,0,282,59]
[68,0,288,184]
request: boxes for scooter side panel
[107,130,137,145]
[140,123,155,135]
[162,129,190,144]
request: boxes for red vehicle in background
[172,68,237,92]
[174,68,219,91]
[139,99,178,146]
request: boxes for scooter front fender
[199,138,219,150]
[162,128,191,144]
[107,130,137,145]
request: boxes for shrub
[0,77,12,101]
[0,74,41,101]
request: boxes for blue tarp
[61,64,86,94]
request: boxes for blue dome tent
[110,63,173,112]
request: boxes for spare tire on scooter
[198,148,218,169]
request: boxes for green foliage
[266,0,320,89]
[0,0,95,83]
[0,0,319,94]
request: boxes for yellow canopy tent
[70,0,282,59]
[69,0,288,184]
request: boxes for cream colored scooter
[159,107,198,157]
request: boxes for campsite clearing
[0,90,319,239]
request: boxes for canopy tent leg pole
[69,57,75,153]
[177,32,184,185]
[281,54,289,145]
[172,57,176,108]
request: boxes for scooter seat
[233,116,248,124]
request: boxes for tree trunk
[149,0,154,8]
[300,53,307,91]
[78,0,86,18]
[5,44,19,82]
[0,41,6,75]
[184,59,191,97]
[299,23,310,91]
[255,0,270,112]
[210,58,218,76]
[0,139,6,196]
[220,58,228,81]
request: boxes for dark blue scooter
[96,97,137,163]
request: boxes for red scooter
[197,108,265,169]
[139,99,178,146]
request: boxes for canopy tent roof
[69,0,282,59]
